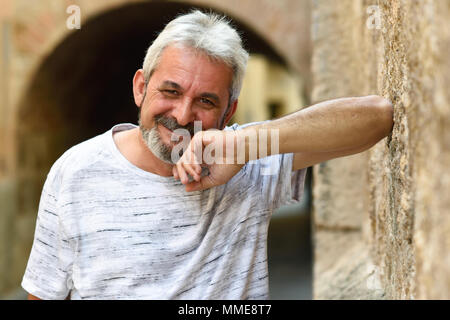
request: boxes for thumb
[185,175,215,192]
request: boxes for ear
[133,69,147,108]
[220,99,238,129]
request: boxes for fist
[172,130,245,192]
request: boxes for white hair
[142,10,249,103]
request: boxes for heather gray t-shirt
[22,123,307,300]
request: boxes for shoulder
[46,131,110,194]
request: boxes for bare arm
[27,293,71,300]
[173,95,394,191]
[28,293,41,300]
[246,95,394,170]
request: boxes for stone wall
[312,0,450,299]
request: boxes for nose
[172,97,195,126]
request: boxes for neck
[115,128,174,177]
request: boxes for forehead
[152,45,233,99]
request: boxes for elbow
[378,97,394,137]
[367,95,394,138]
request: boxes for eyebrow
[160,80,221,106]
[160,80,183,90]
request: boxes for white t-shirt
[22,123,307,300]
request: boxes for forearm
[241,95,394,158]
[173,95,393,191]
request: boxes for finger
[201,132,215,146]
[182,146,202,176]
[172,166,179,180]
[185,175,214,192]
[184,148,201,170]
[190,134,204,165]
[182,162,201,182]
[185,180,202,192]
[192,160,202,175]
[177,162,189,185]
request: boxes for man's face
[135,45,236,163]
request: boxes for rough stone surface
[312,0,450,299]
[314,231,386,300]
[313,153,369,230]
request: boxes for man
[23,10,393,300]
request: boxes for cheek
[141,98,173,121]
[195,111,221,130]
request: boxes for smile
[158,123,173,135]
[158,123,183,144]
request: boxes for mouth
[158,123,184,147]
[158,123,173,140]
[158,123,172,134]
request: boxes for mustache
[154,115,195,136]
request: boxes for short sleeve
[243,153,307,211]
[21,164,74,300]
[225,122,308,211]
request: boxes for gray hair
[142,10,249,103]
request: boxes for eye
[200,98,215,107]
[162,89,180,96]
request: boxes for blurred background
[5,0,447,301]
[0,0,313,299]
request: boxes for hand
[172,130,245,192]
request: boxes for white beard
[139,119,175,164]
